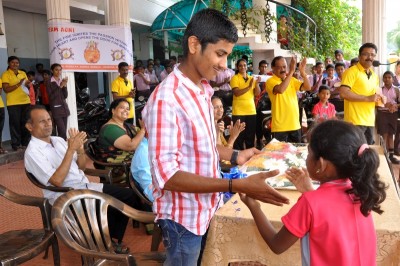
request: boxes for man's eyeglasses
[361,53,376,58]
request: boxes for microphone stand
[372,60,399,67]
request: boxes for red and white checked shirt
[142,66,223,235]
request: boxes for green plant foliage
[292,0,361,60]
[388,21,400,54]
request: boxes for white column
[148,36,154,60]
[163,31,169,59]
[362,0,387,80]
[105,0,133,100]
[46,0,78,130]
[362,0,386,144]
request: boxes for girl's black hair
[211,95,222,101]
[308,120,387,216]
[7,56,19,64]
[50,63,62,71]
[235,58,247,74]
[108,98,130,118]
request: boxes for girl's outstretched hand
[285,167,314,193]
[239,193,260,210]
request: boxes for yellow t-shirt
[0,79,4,108]
[1,69,30,106]
[111,76,135,119]
[230,74,257,115]
[341,63,378,126]
[266,75,302,132]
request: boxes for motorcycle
[78,93,108,137]
[135,95,148,125]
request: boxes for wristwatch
[230,150,239,165]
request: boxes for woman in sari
[95,98,145,177]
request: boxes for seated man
[130,137,153,202]
[24,105,140,254]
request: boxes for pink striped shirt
[142,66,222,235]
[134,73,150,91]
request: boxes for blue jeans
[158,219,203,266]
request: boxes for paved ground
[0,159,153,266]
[1,152,398,265]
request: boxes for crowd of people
[2,7,391,265]
[0,58,70,152]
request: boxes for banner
[48,22,133,72]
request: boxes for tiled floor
[0,160,154,266]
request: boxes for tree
[387,21,400,54]
[210,0,361,61]
[291,0,361,60]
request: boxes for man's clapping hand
[67,128,87,152]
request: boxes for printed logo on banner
[48,22,133,72]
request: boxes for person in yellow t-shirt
[230,58,261,150]
[1,56,31,151]
[339,43,381,145]
[265,56,311,143]
[0,78,5,154]
[112,62,135,124]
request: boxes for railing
[232,0,317,49]
[267,0,317,47]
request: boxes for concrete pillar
[104,0,133,107]
[362,0,386,145]
[148,36,154,60]
[362,0,387,80]
[163,31,169,59]
[46,0,78,130]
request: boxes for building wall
[4,8,50,70]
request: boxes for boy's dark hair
[108,98,130,118]
[335,62,345,69]
[325,64,334,70]
[318,85,330,93]
[26,105,47,123]
[334,49,343,56]
[36,63,44,68]
[26,71,35,77]
[315,61,324,67]
[308,120,387,216]
[135,65,144,71]
[350,57,359,65]
[383,70,394,78]
[259,60,268,67]
[359,43,378,55]
[182,8,238,58]
[118,62,129,70]
[43,69,51,76]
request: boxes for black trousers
[102,184,141,242]
[0,108,4,144]
[7,104,31,148]
[54,116,68,140]
[272,129,302,143]
[232,114,257,150]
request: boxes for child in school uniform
[312,85,336,122]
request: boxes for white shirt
[24,136,103,204]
